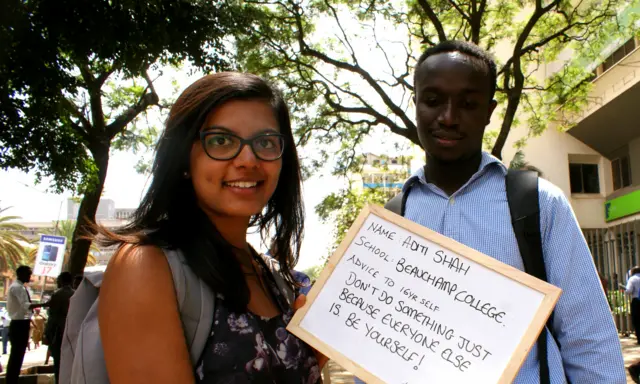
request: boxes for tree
[0,0,254,275]
[0,208,29,272]
[316,187,391,256]
[315,152,412,255]
[239,0,634,256]
[239,0,635,169]
[302,264,324,281]
[509,149,543,176]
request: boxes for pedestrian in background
[30,308,45,349]
[626,266,640,344]
[1,307,11,354]
[6,266,38,383]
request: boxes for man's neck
[424,152,483,196]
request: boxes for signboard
[33,234,67,278]
[288,205,561,384]
[605,188,640,222]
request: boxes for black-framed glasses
[199,131,286,161]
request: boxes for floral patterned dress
[195,266,321,384]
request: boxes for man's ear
[487,99,498,124]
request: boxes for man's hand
[293,295,329,368]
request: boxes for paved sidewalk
[622,336,640,383]
[0,343,50,374]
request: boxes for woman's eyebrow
[201,126,280,134]
[201,125,232,133]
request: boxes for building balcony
[565,43,640,158]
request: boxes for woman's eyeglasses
[199,131,286,161]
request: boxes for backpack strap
[163,248,215,366]
[506,170,557,384]
[385,179,417,216]
[385,193,404,215]
[256,252,296,307]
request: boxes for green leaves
[315,186,395,257]
[0,208,29,272]
[0,0,248,193]
[240,0,633,168]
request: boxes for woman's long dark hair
[97,72,304,312]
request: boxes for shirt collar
[403,151,507,192]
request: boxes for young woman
[97,72,324,383]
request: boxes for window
[601,38,637,73]
[612,156,632,191]
[569,163,600,193]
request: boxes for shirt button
[449,197,455,206]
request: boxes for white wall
[502,126,611,229]
[629,137,640,186]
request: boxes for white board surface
[289,205,560,384]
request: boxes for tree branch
[96,62,119,87]
[106,71,159,138]
[447,0,471,23]
[76,63,106,131]
[324,0,358,64]
[492,0,563,158]
[290,4,417,143]
[416,0,448,42]
[62,98,92,133]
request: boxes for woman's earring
[183,171,189,179]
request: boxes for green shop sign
[605,189,640,222]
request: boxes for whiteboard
[288,205,561,384]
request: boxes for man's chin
[426,149,465,164]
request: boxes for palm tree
[27,220,98,268]
[0,207,29,272]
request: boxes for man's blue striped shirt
[400,152,624,383]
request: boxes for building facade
[502,25,640,332]
[67,198,116,220]
[352,148,425,197]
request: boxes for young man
[6,265,38,382]
[393,41,624,382]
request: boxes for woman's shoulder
[109,243,166,265]
[102,244,174,297]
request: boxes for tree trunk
[67,144,110,277]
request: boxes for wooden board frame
[288,204,562,384]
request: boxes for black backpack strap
[385,193,404,215]
[506,170,558,384]
[385,179,417,216]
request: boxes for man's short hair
[415,40,497,100]
[57,272,73,286]
[16,265,32,276]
